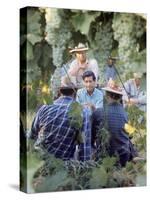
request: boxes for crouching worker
[30,82,92,161]
[92,82,139,166]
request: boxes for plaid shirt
[31,96,92,161]
[106,102,132,156]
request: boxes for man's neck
[108,98,119,104]
[134,80,140,89]
[78,59,87,65]
[87,89,94,96]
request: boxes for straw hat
[69,43,89,53]
[108,56,118,61]
[133,72,142,79]
[102,80,123,95]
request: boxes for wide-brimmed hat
[133,72,142,79]
[108,56,118,61]
[102,87,123,95]
[69,43,89,53]
[102,80,123,95]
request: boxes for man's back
[106,102,130,154]
[104,65,117,83]
[31,96,92,161]
[31,96,77,160]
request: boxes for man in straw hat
[30,81,93,161]
[62,43,99,88]
[122,72,146,112]
[92,82,140,166]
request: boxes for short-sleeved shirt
[68,58,99,87]
[76,88,103,110]
[31,96,92,161]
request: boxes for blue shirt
[104,65,117,82]
[76,88,103,109]
[106,102,132,156]
[31,96,92,161]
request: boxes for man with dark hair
[30,83,92,161]
[76,70,103,112]
[100,83,139,166]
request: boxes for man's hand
[84,103,96,111]
[126,98,139,105]
[129,98,139,105]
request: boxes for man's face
[76,51,86,63]
[83,76,95,92]
[108,59,114,65]
[135,78,141,87]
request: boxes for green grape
[112,13,146,71]
[45,8,72,67]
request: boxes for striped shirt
[31,96,92,161]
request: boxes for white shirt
[67,58,99,87]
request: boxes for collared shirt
[76,88,103,109]
[31,96,92,161]
[104,65,117,83]
[122,79,146,112]
[68,58,99,87]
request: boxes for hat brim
[60,86,78,89]
[102,87,123,95]
[69,47,89,53]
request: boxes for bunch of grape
[112,13,146,70]
[45,8,72,68]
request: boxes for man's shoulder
[94,88,103,95]
[70,59,78,66]
[88,58,98,65]
[125,79,134,85]
[77,88,86,95]
[36,104,50,116]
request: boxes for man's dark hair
[59,88,76,96]
[106,91,122,100]
[82,71,96,81]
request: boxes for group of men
[30,43,146,166]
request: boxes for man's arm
[30,115,39,140]
[30,105,46,140]
[95,91,104,109]
[122,80,131,103]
